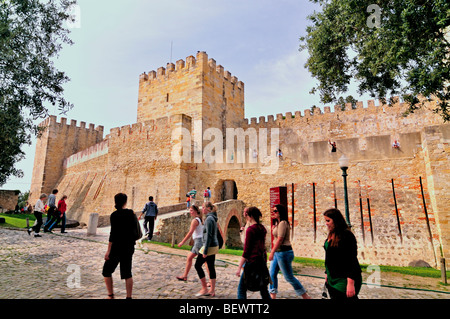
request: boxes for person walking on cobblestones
[45,195,68,233]
[102,193,137,299]
[269,204,310,299]
[323,208,362,299]
[44,189,58,232]
[138,196,158,241]
[195,202,219,297]
[28,194,47,238]
[176,205,204,281]
[236,206,271,299]
[58,195,68,233]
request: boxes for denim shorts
[191,238,203,254]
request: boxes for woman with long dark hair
[323,208,362,299]
[269,204,310,299]
[236,206,271,299]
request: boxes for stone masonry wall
[29,52,449,268]
[29,116,104,205]
[0,190,19,211]
[53,114,190,224]
[187,153,442,267]
[184,97,448,267]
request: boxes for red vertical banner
[270,186,288,248]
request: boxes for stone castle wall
[49,114,191,224]
[0,190,20,211]
[29,116,104,205]
[29,52,449,268]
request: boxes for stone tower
[137,51,245,133]
[29,115,104,202]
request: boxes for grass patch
[0,213,36,229]
[142,240,192,251]
[367,264,450,280]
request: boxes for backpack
[204,190,209,197]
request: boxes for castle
[30,51,450,268]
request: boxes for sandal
[107,294,115,299]
[176,276,187,281]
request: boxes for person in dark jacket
[323,208,362,299]
[236,206,271,299]
[102,193,137,299]
[138,196,158,240]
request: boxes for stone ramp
[152,208,191,243]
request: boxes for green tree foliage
[0,0,76,186]
[18,190,29,208]
[300,0,450,121]
[337,95,358,110]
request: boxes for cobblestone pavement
[0,226,449,300]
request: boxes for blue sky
[3,0,371,193]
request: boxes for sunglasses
[273,209,278,213]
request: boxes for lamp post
[339,155,351,228]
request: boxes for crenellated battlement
[138,51,244,91]
[30,115,105,205]
[109,116,174,138]
[41,115,104,133]
[137,51,245,127]
[63,139,109,169]
[242,96,440,128]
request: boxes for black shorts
[102,246,135,279]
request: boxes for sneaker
[61,231,68,234]
[27,228,32,236]
[34,234,42,237]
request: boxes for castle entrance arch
[225,215,242,248]
[213,179,238,202]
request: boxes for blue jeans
[269,250,307,296]
[237,263,271,300]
